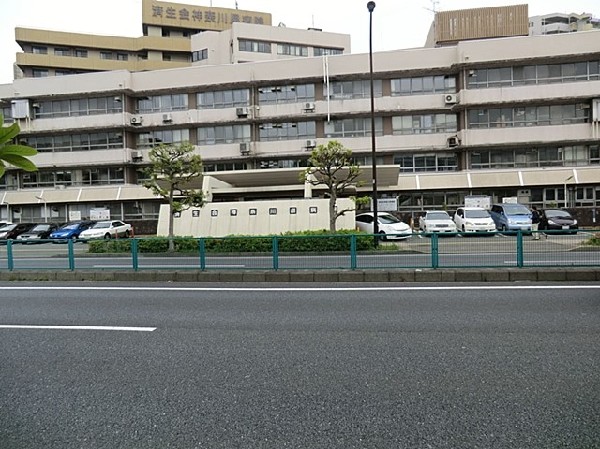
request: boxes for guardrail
[0,230,599,272]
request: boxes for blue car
[49,221,96,242]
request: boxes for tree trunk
[168,195,175,252]
[329,193,337,232]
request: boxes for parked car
[540,209,578,234]
[49,221,97,242]
[78,220,133,240]
[355,212,412,240]
[0,223,37,242]
[15,223,59,243]
[489,203,532,232]
[453,207,496,234]
[418,211,457,234]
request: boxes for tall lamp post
[35,195,48,223]
[564,175,574,208]
[367,1,379,241]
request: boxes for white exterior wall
[157,198,356,237]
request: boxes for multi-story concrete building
[13,0,273,79]
[1,21,599,229]
[529,11,600,35]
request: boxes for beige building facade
[1,27,599,228]
[13,0,272,79]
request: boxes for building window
[74,49,88,58]
[314,47,343,56]
[197,89,249,109]
[392,114,457,134]
[32,96,123,118]
[54,47,71,57]
[32,68,49,78]
[391,75,456,95]
[197,125,251,145]
[32,46,47,54]
[468,144,598,169]
[137,94,188,113]
[117,53,128,61]
[136,129,190,149]
[324,117,383,138]
[325,80,382,99]
[192,49,209,62]
[467,60,600,89]
[238,39,271,53]
[27,132,123,153]
[100,52,114,60]
[259,122,316,141]
[277,43,308,57]
[394,153,458,172]
[258,84,315,104]
[468,104,589,128]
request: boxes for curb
[0,268,598,283]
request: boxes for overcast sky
[1,0,598,85]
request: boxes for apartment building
[529,11,600,35]
[1,25,599,228]
[13,0,272,79]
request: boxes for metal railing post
[350,234,357,270]
[199,238,206,271]
[516,230,524,268]
[431,233,439,269]
[131,238,139,271]
[67,239,75,271]
[6,240,14,271]
[272,236,279,271]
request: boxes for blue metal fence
[1,230,599,272]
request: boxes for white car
[78,220,133,240]
[453,207,496,234]
[418,211,457,234]
[355,212,412,240]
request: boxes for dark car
[49,221,96,242]
[0,223,37,243]
[16,223,60,243]
[540,209,578,234]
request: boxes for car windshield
[378,214,400,224]
[427,212,450,220]
[503,205,530,215]
[61,223,80,230]
[546,210,571,218]
[92,222,111,229]
[31,224,51,231]
[0,224,17,231]
[465,210,490,219]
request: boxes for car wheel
[104,233,112,240]
[500,224,507,232]
[124,230,131,238]
[378,231,387,241]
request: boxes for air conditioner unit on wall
[447,136,460,148]
[131,151,143,162]
[303,102,315,112]
[444,94,458,105]
[239,142,250,155]
[236,107,249,118]
[305,139,317,149]
[162,113,172,123]
[130,116,143,125]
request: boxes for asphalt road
[0,283,599,448]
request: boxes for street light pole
[564,175,574,208]
[367,1,378,241]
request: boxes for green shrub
[584,233,600,246]
[87,231,377,254]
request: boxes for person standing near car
[531,206,541,240]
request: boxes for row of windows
[0,167,127,190]
[392,114,457,135]
[324,118,383,138]
[137,94,188,113]
[26,132,123,152]
[258,122,316,141]
[277,44,308,57]
[137,130,190,149]
[258,84,315,104]
[192,48,209,62]
[391,76,456,96]
[326,80,383,99]
[394,153,458,172]
[238,39,271,53]
[467,60,600,88]
[469,145,600,169]
[467,104,589,128]
[33,96,123,118]
[197,89,249,109]
[31,46,88,58]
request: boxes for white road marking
[0,324,156,331]
[0,286,598,292]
